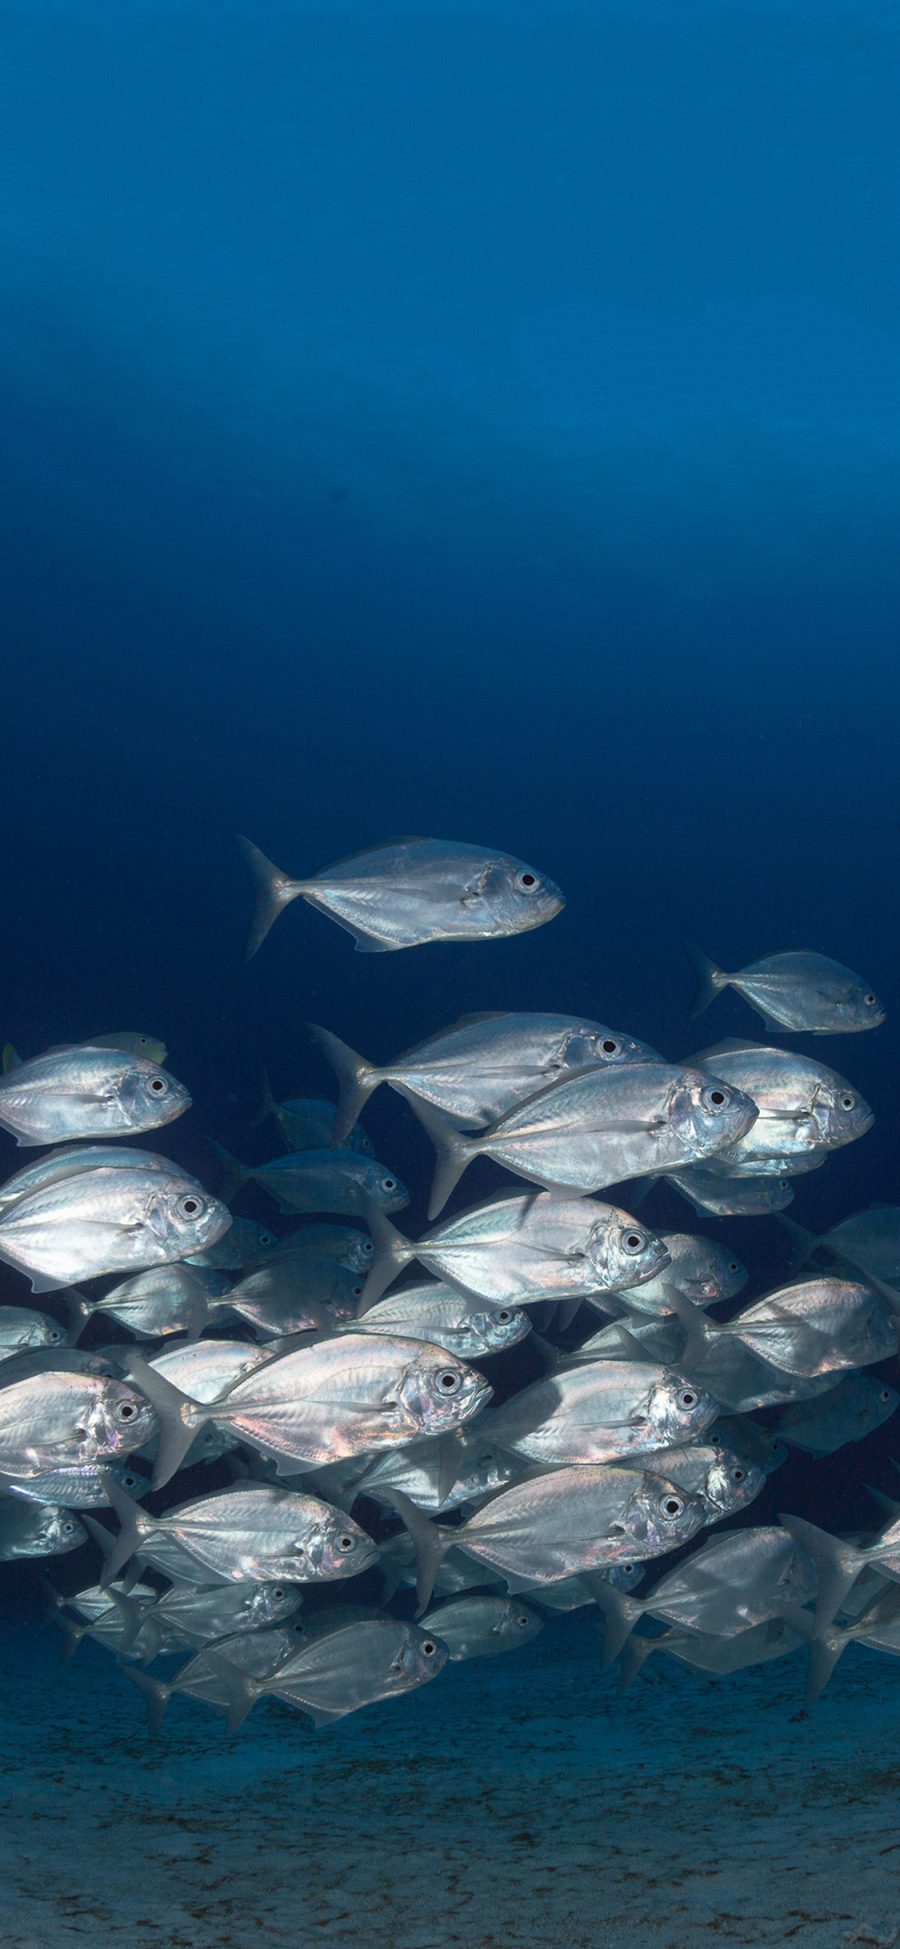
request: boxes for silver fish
[239,834,564,957]
[776,1374,900,1455]
[782,1205,900,1284]
[128,1334,493,1487]
[360,1193,670,1310]
[0,1367,156,1476]
[0,1162,231,1292]
[686,944,885,1033]
[666,1167,795,1216]
[689,1041,873,1176]
[216,1254,364,1334]
[221,1144,409,1217]
[711,1416,790,1474]
[415,1063,758,1217]
[0,1143,183,1219]
[188,1215,279,1270]
[1,1459,149,1508]
[70,1264,218,1340]
[351,1282,530,1358]
[311,1011,661,1145]
[274,1224,374,1272]
[419,1595,542,1661]
[393,1469,706,1609]
[355,1432,523,1515]
[97,1478,379,1587]
[126,1624,311,1729]
[209,1617,448,1730]
[0,1306,68,1358]
[257,1084,374,1157]
[0,1046,191,1146]
[0,1497,86,1560]
[617,1442,765,1523]
[677,1277,897,1379]
[483,1362,718,1466]
[622,1617,800,1687]
[596,1524,818,1663]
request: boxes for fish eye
[516,1614,531,1629]
[436,1369,462,1394]
[62,1521,76,1535]
[360,1240,374,1257]
[177,1194,204,1219]
[272,1587,285,1600]
[660,1494,685,1518]
[601,1038,619,1056]
[149,1077,168,1094]
[497,1309,512,1323]
[865,994,877,1006]
[48,1329,62,1343]
[731,1467,745,1483]
[621,1230,646,1254]
[114,1399,138,1423]
[678,1389,697,1409]
[336,1533,357,1553]
[259,1231,276,1247]
[420,1638,438,1656]
[840,1094,855,1110]
[516,871,539,891]
[381,1177,397,1193]
[700,1085,729,1111]
[353,1284,363,1298]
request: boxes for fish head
[605,1560,645,1593]
[649,1370,719,1443]
[836,982,886,1030]
[117,1063,192,1132]
[307,1509,379,1580]
[495,1599,543,1645]
[146,1179,233,1256]
[677,1070,759,1158]
[623,1475,707,1555]
[552,1026,656,1074]
[360,1162,410,1213]
[810,1076,875,1148]
[33,1506,87,1555]
[857,1290,898,1362]
[471,1305,531,1353]
[666,1235,748,1303]
[340,1232,376,1272]
[470,857,565,936]
[588,1211,670,1290]
[25,1313,68,1350]
[90,1378,159,1459]
[394,1622,449,1686]
[241,1582,305,1628]
[398,1350,494,1435]
[701,1448,765,1517]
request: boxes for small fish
[0,1144,181,1219]
[666,1167,795,1217]
[686,944,885,1033]
[68,1264,218,1340]
[188,1215,280,1270]
[1,1459,149,1509]
[207,1617,448,1731]
[355,1433,523,1515]
[780,1205,900,1284]
[351,1282,530,1359]
[689,1040,873,1176]
[483,1362,718,1466]
[412,1063,757,1217]
[311,1012,661,1145]
[622,1617,800,1687]
[0,1305,68,1359]
[614,1232,747,1317]
[0,1162,231,1292]
[674,1277,897,1379]
[212,1141,409,1217]
[238,834,564,957]
[0,1497,86,1560]
[775,1374,900,1455]
[215,1256,363,1334]
[595,1524,818,1664]
[419,1595,542,1661]
[359,1193,669,1311]
[0,1046,191,1147]
[93,1477,379,1587]
[0,1368,156,1476]
[255,1080,374,1156]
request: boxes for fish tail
[773,1213,817,1268]
[384,1488,447,1614]
[104,1585,144,1655]
[198,1650,260,1735]
[684,942,728,1019]
[207,1139,252,1206]
[616,1632,657,1691]
[308,1024,379,1144]
[583,1578,643,1666]
[236,834,308,959]
[773,1598,844,1708]
[778,1513,864,1629]
[121,1665,174,1737]
[250,1067,278,1130]
[404,1097,477,1219]
[62,1286,95,1342]
[124,1356,205,1490]
[357,1199,415,1310]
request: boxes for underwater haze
[2,3,900,1946]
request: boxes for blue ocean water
[2,4,899,1944]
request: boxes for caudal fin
[403,1097,478,1219]
[385,1489,448,1614]
[308,1024,379,1145]
[684,942,728,1019]
[207,1139,252,1207]
[237,835,308,960]
[778,1513,865,1630]
[122,1666,174,1738]
[357,1200,416,1310]
[125,1355,205,1489]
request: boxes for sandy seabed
[1,1615,898,1949]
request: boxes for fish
[666,1167,795,1216]
[273,1224,374,1272]
[616,1442,765,1523]
[0,1305,68,1358]
[613,1231,747,1317]
[621,1617,801,1688]
[776,1374,900,1455]
[482,1362,718,1466]
[213,1254,365,1334]
[0,1161,231,1292]
[0,1459,150,1508]
[206,1617,448,1731]
[0,1367,157,1476]
[780,1205,900,1284]
[418,1595,542,1661]
[126,1334,493,1487]
[68,1264,220,1340]
[255,1080,374,1157]
[91,1477,379,1587]
[673,1277,897,1379]
[350,1282,531,1358]
[711,1416,790,1474]
[686,944,885,1033]
[594,1524,818,1664]
[213,1141,409,1217]
[119,1578,304,1662]
[310,1012,661,1145]
[0,1143,185,1219]
[238,834,564,957]
[126,1623,312,1731]
[777,1512,900,1630]
[0,1497,87,1560]
[354,1432,524,1515]
[187,1215,280,1269]
[412,1062,758,1217]
[688,1041,873,1176]
[0,1045,191,1146]
[391,1470,707,1610]
[360,1192,671,1311]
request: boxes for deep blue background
[1,2,899,1564]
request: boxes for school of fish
[0,837,898,1730]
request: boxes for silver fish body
[0,1163,231,1292]
[0,1368,156,1475]
[0,1496,87,1560]
[695,1277,897,1378]
[0,1306,68,1357]
[188,1216,280,1269]
[0,1046,191,1146]
[687,944,885,1034]
[690,1042,873,1175]
[483,1362,718,1465]
[239,834,564,957]
[115,1483,378,1585]
[419,1595,543,1661]
[776,1374,900,1454]
[666,1168,795,1216]
[441,1466,707,1584]
[250,1150,409,1217]
[351,1281,530,1358]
